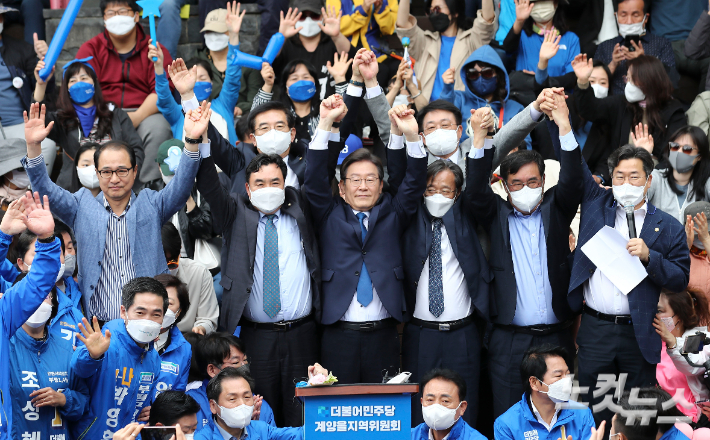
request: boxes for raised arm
[571,54,618,124]
[195,154,239,235]
[463,108,498,228]
[151,42,184,128]
[388,104,428,220]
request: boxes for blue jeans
[157,0,187,59]
[3,0,46,44]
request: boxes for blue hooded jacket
[411,417,487,440]
[660,426,691,440]
[9,326,89,440]
[70,319,161,440]
[195,419,302,440]
[494,394,595,440]
[0,231,61,440]
[52,286,85,348]
[439,45,530,148]
[156,325,192,393]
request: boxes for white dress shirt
[584,203,648,315]
[413,221,472,321]
[530,396,560,431]
[283,156,300,190]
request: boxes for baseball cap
[201,9,228,33]
[684,201,710,228]
[0,139,28,178]
[293,0,323,15]
[338,135,363,165]
[157,139,185,176]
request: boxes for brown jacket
[395,10,495,100]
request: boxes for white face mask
[422,402,461,431]
[8,170,31,189]
[249,186,285,213]
[161,173,174,186]
[204,32,230,52]
[105,15,136,36]
[184,435,194,440]
[168,267,179,276]
[660,316,677,332]
[77,165,100,189]
[125,319,162,344]
[298,17,321,37]
[612,179,647,208]
[507,184,543,214]
[162,308,177,329]
[218,404,254,429]
[424,194,455,218]
[393,94,410,108]
[26,302,53,328]
[530,1,556,23]
[624,82,646,103]
[55,263,66,283]
[538,376,573,403]
[617,16,645,38]
[255,129,292,156]
[424,128,459,157]
[591,83,609,99]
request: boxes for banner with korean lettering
[304,394,410,440]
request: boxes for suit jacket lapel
[96,193,110,261]
[245,203,260,269]
[364,204,381,246]
[605,202,617,228]
[443,206,459,259]
[540,197,551,240]
[126,194,137,261]
[500,202,513,250]
[342,203,364,244]
[639,204,663,248]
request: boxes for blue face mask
[194,81,213,102]
[288,80,316,102]
[68,81,95,104]
[468,76,497,98]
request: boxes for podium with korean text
[296,384,419,440]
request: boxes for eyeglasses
[254,125,289,136]
[505,179,541,192]
[423,122,457,135]
[612,175,645,185]
[345,176,380,187]
[669,142,698,155]
[425,187,455,197]
[466,68,495,81]
[167,257,180,270]
[98,168,132,179]
[104,8,134,18]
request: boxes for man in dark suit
[195,136,320,427]
[568,143,690,424]
[466,93,583,419]
[400,153,491,427]
[304,96,427,383]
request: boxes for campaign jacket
[70,319,161,440]
[195,419,302,440]
[0,232,61,440]
[9,328,88,440]
[156,325,192,393]
[52,287,85,348]
[61,276,83,310]
[411,417,486,440]
[494,394,595,440]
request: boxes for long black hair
[522,1,570,36]
[627,55,674,141]
[57,62,113,141]
[69,142,100,192]
[426,0,471,31]
[278,59,320,120]
[664,126,710,201]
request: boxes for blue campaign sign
[304,393,410,440]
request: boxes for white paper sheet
[580,226,648,294]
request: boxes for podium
[296,384,419,440]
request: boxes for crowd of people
[3,0,710,439]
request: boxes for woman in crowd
[253,57,349,142]
[154,274,192,393]
[386,58,427,112]
[638,126,710,223]
[32,57,143,191]
[654,289,710,423]
[572,54,687,160]
[66,143,101,195]
[685,202,710,299]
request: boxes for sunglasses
[301,11,321,20]
[669,142,698,155]
[466,68,495,81]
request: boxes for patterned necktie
[262,214,281,318]
[356,212,373,306]
[429,218,444,317]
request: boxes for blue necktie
[356,212,373,306]
[429,218,444,317]
[262,214,281,318]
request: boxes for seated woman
[32,57,143,191]
[572,54,687,161]
[67,143,101,195]
[684,202,710,299]
[654,289,710,422]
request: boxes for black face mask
[429,13,451,33]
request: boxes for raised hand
[571,54,594,84]
[470,107,493,143]
[630,123,653,154]
[319,5,342,38]
[168,58,197,98]
[621,40,645,60]
[358,50,379,83]
[549,93,571,131]
[34,58,54,85]
[252,395,263,420]
[226,1,246,37]
[326,51,352,83]
[23,103,54,146]
[0,199,28,236]
[22,192,55,239]
[694,212,710,248]
[610,43,624,71]
[534,87,564,116]
[514,0,534,23]
[260,62,275,92]
[33,33,48,58]
[30,388,66,408]
[184,101,213,141]
[76,316,112,360]
[279,8,303,39]
[319,94,348,124]
[148,40,165,74]
[686,215,696,250]
[191,325,206,335]
[539,30,561,63]
[442,68,455,85]
[389,104,418,140]
[351,48,368,82]
[112,423,144,440]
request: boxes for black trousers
[488,324,575,419]
[577,313,657,426]
[321,324,400,384]
[240,319,318,427]
[402,321,481,428]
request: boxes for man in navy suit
[569,143,690,424]
[304,96,427,383]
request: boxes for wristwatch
[38,234,55,243]
[332,122,341,128]
[349,79,365,87]
[184,136,201,145]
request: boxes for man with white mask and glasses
[195,145,320,427]
[466,91,583,419]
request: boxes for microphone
[624,203,637,239]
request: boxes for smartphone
[624,35,641,51]
[141,426,177,440]
[682,333,705,355]
[696,399,710,407]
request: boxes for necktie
[356,212,373,306]
[429,218,444,317]
[262,214,281,318]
